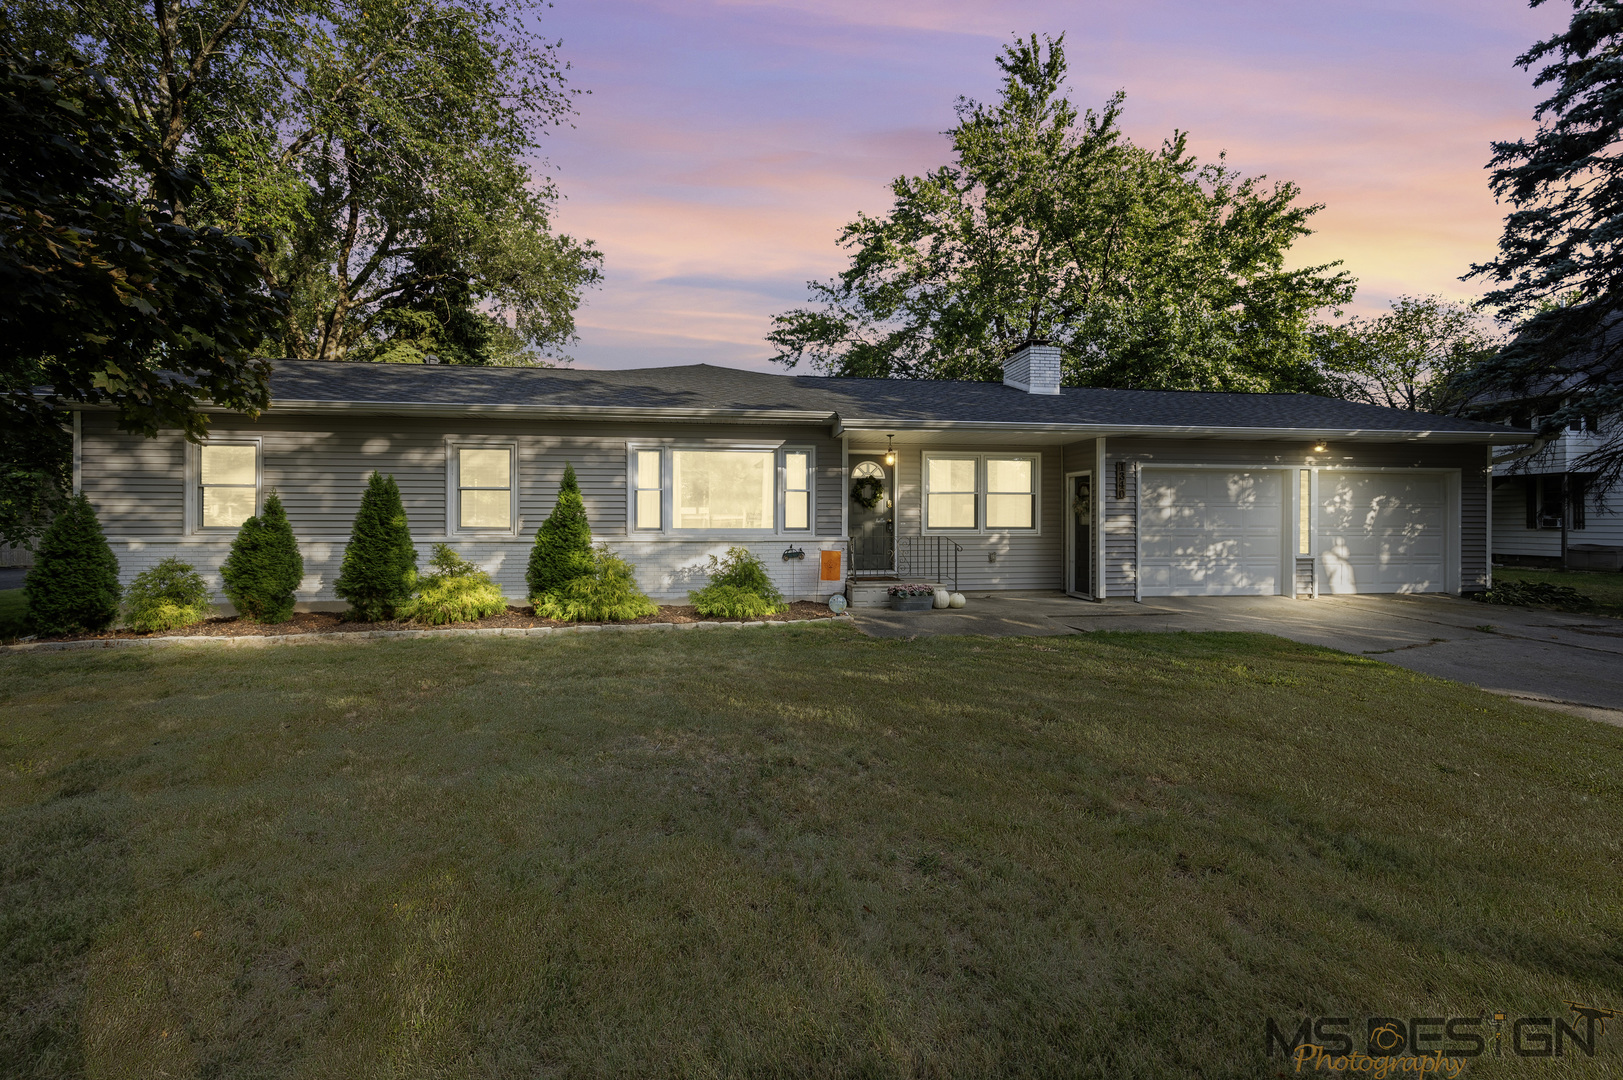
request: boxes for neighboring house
[69,345,1524,608]
[1490,411,1622,569]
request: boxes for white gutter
[833,418,1527,443]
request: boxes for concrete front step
[847,580,949,608]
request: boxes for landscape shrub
[689,546,786,617]
[219,490,304,622]
[412,544,509,625]
[526,463,594,601]
[24,494,121,635]
[334,472,418,620]
[124,558,212,633]
[534,545,658,622]
[1471,579,1592,611]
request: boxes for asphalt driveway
[852,592,1623,724]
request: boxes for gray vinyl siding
[78,410,844,603]
[882,437,1062,591]
[1105,438,1490,595]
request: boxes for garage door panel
[1317,472,1449,595]
[1141,470,1283,596]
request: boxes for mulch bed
[15,602,843,645]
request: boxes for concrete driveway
[851,592,1623,724]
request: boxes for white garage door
[1140,470,1283,596]
[1317,472,1449,594]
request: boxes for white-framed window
[923,452,1039,533]
[196,440,261,530]
[628,444,814,535]
[447,442,516,533]
[783,450,811,531]
[633,449,663,531]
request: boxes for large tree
[9,0,601,365]
[0,47,280,547]
[1467,0,1623,490]
[1313,295,1499,414]
[769,34,1355,392]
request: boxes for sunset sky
[536,1,1570,372]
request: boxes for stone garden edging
[2,615,856,654]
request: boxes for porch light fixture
[884,435,896,466]
[1312,442,1328,454]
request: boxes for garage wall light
[1311,442,1328,454]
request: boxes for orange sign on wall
[819,549,842,582]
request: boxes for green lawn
[2,626,1619,1078]
[0,588,26,641]
[1495,566,1623,616]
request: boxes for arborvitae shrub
[526,463,594,602]
[220,490,304,622]
[411,544,508,625]
[689,546,786,617]
[334,471,418,621]
[124,558,212,633]
[24,494,121,635]
[534,545,658,622]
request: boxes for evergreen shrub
[526,463,594,602]
[412,544,509,625]
[124,558,212,633]
[535,545,658,622]
[24,494,121,635]
[219,490,304,622]
[690,546,786,617]
[334,472,418,620]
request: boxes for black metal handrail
[896,535,959,590]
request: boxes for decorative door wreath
[850,462,887,509]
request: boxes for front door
[1069,472,1092,596]
[849,456,894,572]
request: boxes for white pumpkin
[932,588,950,609]
[948,592,966,608]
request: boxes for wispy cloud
[539,0,1568,370]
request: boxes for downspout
[1094,438,1107,602]
[1484,445,1493,590]
[72,410,82,496]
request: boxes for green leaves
[23,494,122,636]
[1467,0,1623,493]
[1313,295,1499,415]
[770,33,1353,393]
[334,472,418,621]
[526,463,594,603]
[220,490,305,623]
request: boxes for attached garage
[1316,470,1454,594]
[1139,469,1285,596]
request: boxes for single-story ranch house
[71,345,1528,608]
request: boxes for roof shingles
[266,360,1515,437]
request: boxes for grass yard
[1,626,1619,1078]
[1495,566,1623,617]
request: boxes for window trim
[445,438,519,537]
[186,436,263,535]
[921,451,1040,535]
[625,441,816,537]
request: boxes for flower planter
[889,595,934,611]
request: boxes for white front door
[1317,471,1450,594]
[1140,469,1284,596]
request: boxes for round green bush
[688,546,786,617]
[124,558,213,633]
[411,544,509,625]
[534,546,658,622]
[526,463,594,602]
[334,472,418,621]
[690,583,784,619]
[220,489,304,622]
[24,494,121,635]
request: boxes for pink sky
[535,1,1569,371]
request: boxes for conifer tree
[526,463,594,601]
[220,490,305,622]
[334,472,418,620]
[24,494,121,635]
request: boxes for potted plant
[887,583,936,611]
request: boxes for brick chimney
[1003,342,1062,395]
